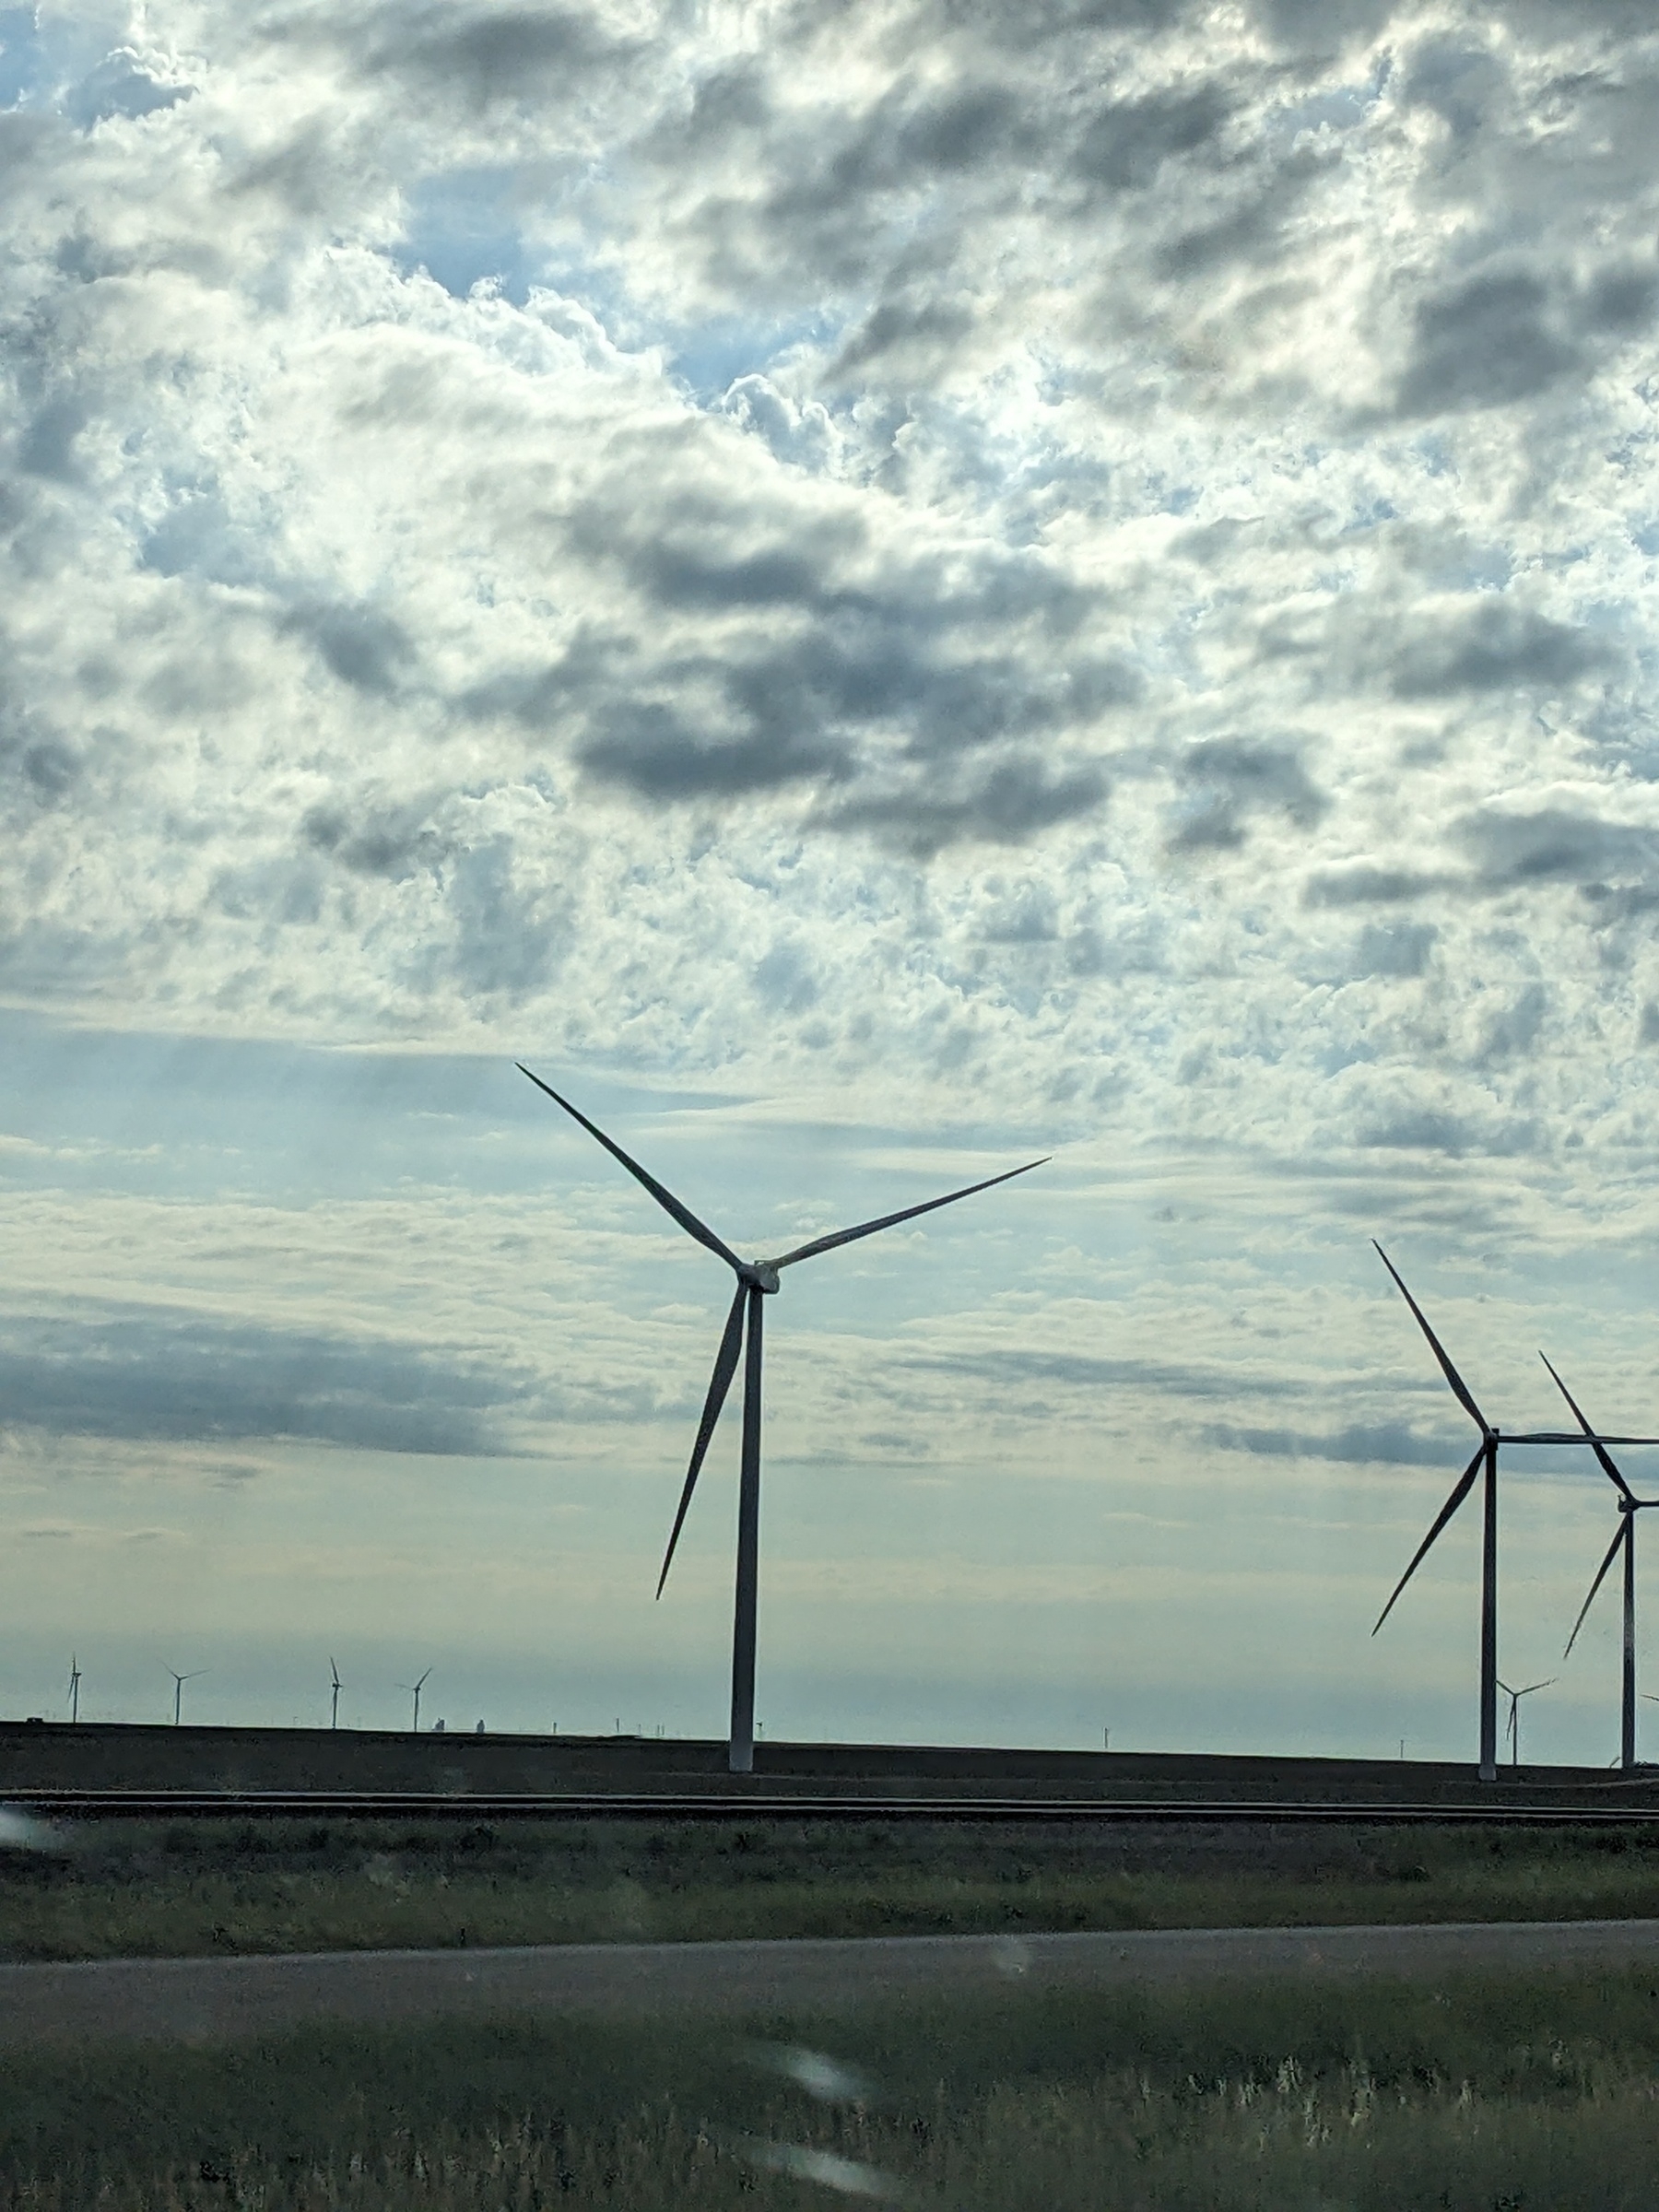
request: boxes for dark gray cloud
[1169,739,1326,852]
[313,3,634,107]
[1248,0,1394,50]
[1457,806,1659,893]
[818,756,1108,856]
[1389,601,1605,699]
[302,799,448,880]
[906,1347,1312,1402]
[1303,865,1446,909]
[1358,1107,1543,1158]
[1073,85,1231,194]
[831,292,978,379]
[1203,1419,1464,1467]
[0,694,80,813]
[579,702,853,802]
[467,480,1129,820]
[280,602,416,695]
[1400,37,1506,141]
[1395,270,1576,417]
[1156,148,1330,281]
[0,1306,524,1455]
[1389,254,1658,418]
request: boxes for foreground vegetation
[3,1813,1659,1960]
[5,1970,1659,2207]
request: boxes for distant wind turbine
[398,1667,431,1733]
[1548,1353,1659,1771]
[329,1656,343,1732]
[518,1065,1047,1773]
[66,1654,80,1725]
[1497,1677,1554,1770]
[169,1668,206,1726]
[1370,1244,1659,1781]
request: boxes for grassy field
[3,1813,1659,1960]
[4,1970,1659,2206]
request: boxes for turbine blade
[518,1065,742,1273]
[1538,1352,1634,1499]
[1520,1679,1557,1697]
[1501,1433,1659,1446]
[1564,1522,1628,1659]
[769,1158,1049,1271]
[1372,1243,1488,1433]
[657,1284,747,1598]
[1372,1443,1485,1635]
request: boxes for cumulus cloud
[1,0,1658,1184]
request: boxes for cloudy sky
[4,0,1659,1761]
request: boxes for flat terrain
[6,1964,1659,2207]
[5,1718,1652,1806]
[6,1811,1659,1961]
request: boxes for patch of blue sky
[0,1013,1053,1239]
[665,307,842,408]
[394,169,548,307]
[1340,495,1397,535]
[0,6,41,108]
[1271,57,1392,147]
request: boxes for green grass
[5,1971,1659,2206]
[4,1814,1659,1961]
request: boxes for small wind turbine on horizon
[66,1654,80,1725]
[1497,1677,1554,1770]
[169,1669,205,1726]
[329,1657,343,1732]
[1370,1243,1659,1782]
[518,1064,1047,1774]
[1549,1353,1659,1771]
[398,1667,431,1733]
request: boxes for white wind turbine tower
[1497,1677,1554,1770]
[398,1667,431,1733]
[169,1668,205,1726]
[1370,1244,1659,1781]
[518,1065,1046,1774]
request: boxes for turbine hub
[740,1261,781,1294]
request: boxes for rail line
[10,1790,1659,1826]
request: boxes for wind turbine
[66,1654,80,1725]
[1497,1677,1554,1770]
[1370,1244,1659,1781]
[398,1667,431,1733]
[169,1669,205,1726]
[329,1656,343,1732]
[1549,1353,1659,1771]
[518,1065,1046,1774]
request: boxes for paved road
[4,1920,1659,2046]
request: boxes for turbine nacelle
[740,1262,782,1295]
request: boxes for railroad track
[9,1790,1659,1825]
